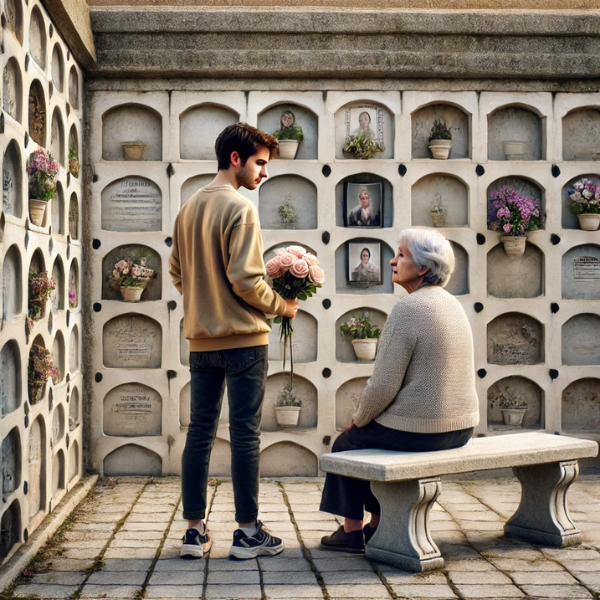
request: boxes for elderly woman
[351,247,380,282]
[320,227,479,554]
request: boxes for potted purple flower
[28,344,59,405]
[28,149,58,227]
[488,187,541,257]
[567,179,600,231]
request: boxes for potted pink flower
[28,344,58,405]
[567,179,600,231]
[28,149,58,226]
[108,256,155,302]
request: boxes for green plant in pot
[69,145,79,178]
[498,392,528,427]
[343,131,385,160]
[428,118,452,160]
[109,254,156,302]
[273,110,304,159]
[28,149,58,227]
[28,344,58,405]
[274,381,303,428]
[340,313,381,361]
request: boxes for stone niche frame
[2,244,23,322]
[487,375,544,432]
[68,66,79,110]
[0,500,21,561]
[180,173,217,207]
[103,444,162,476]
[487,242,544,299]
[411,173,469,228]
[260,442,318,477]
[28,7,46,70]
[487,312,545,365]
[5,0,24,45]
[267,310,318,364]
[446,241,469,297]
[3,58,23,123]
[29,415,47,522]
[68,193,79,240]
[562,313,600,366]
[1,427,22,499]
[561,174,600,230]
[52,449,65,495]
[0,340,22,417]
[50,107,66,166]
[3,140,23,218]
[28,80,47,147]
[562,378,600,433]
[52,181,65,236]
[69,324,80,373]
[259,175,318,231]
[562,107,600,162]
[103,382,163,437]
[51,43,64,94]
[262,373,318,432]
[562,244,600,301]
[335,308,387,363]
[51,255,65,312]
[335,377,368,431]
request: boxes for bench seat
[320,432,599,572]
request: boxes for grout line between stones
[202,480,221,600]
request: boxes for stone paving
[5,474,600,600]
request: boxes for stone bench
[320,431,599,572]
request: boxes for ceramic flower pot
[500,408,527,426]
[120,286,145,302]
[502,141,529,161]
[29,198,48,227]
[29,381,45,405]
[500,236,527,257]
[352,338,378,361]
[577,213,600,231]
[275,406,301,428]
[121,142,148,161]
[428,139,452,160]
[278,140,300,160]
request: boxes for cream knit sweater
[353,286,479,433]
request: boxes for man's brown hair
[215,123,279,170]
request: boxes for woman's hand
[343,419,355,433]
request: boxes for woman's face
[281,113,294,128]
[361,250,370,265]
[391,240,425,289]
[359,112,370,131]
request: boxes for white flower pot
[352,338,378,361]
[277,139,300,160]
[29,198,48,227]
[577,213,600,231]
[500,408,527,426]
[500,236,527,258]
[428,139,452,160]
[121,142,148,161]
[502,141,529,161]
[120,286,145,302]
[275,406,301,428]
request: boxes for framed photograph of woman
[344,182,383,228]
[348,242,382,284]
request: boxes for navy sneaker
[229,521,284,560]
[180,527,211,559]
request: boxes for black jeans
[182,345,268,523]
[320,421,474,520]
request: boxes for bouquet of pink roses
[265,245,325,380]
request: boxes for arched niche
[50,256,65,312]
[412,103,470,159]
[68,67,79,109]
[487,312,544,365]
[52,449,65,495]
[101,177,162,232]
[180,104,239,160]
[268,310,317,363]
[334,101,394,160]
[52,403,65,447]
[487,105,544,161]
[335,377,367,431]
[335,173,393,228]
[0,500,21,560]
[69,325,79,373]
[487,376,543,431]
[69,441,79,483]
[68,259,78,310]
[51,44,64,93]
[562,314,600,366]
[561,174,600,229]
[103,444,162,476]
[2,427,22,497]
[335,309,386,363]
[68,193,79,240]
[487,176,545,231]
[103,313,162,369]
[50,108,65,165]
[29,8,46,68]
[180,319,189,366]
[28,80,46,146]
[262,373,317,432]
[101,244,161,301]
[259,175,318,230]
[102,104,162,161]
[487,243,543,298]
[0,340,21,417]
[257,103,318,160]
[69,126,79,176]
[103,382,162,437]
[411,174,468,227]
[335,239,394,295]
[562,244,600,301]
[3,245,23,321]
[263,242,318,263]
[3,58,22,122]
[209,439,231,477]
[69,387,80,430]
[29,248,46,275]
[28,416,46,520]
[563,108,600,161]
[260,442,317,477]
[5,0,23,44]
[3,140,23,217]
[51,181,65,235]
[446,241,469,296]
[562,378,600,433]
[180,174,216,207]
[51,330,65,383]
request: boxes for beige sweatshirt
[168,185,287,351]
[353,286,480,433]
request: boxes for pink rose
[290,258,309,278]
[286,245,307,259]
[265,257,284,278]
[304,253,319,266]
[308,265,325,284]
[275,248,287,256]
[503,223,513,233]
[278,252,297,271]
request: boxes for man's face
[359,192,370,209]
[234,146,270,190]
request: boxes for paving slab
[264,584,324,598]
[13,584,79,598]
[520,585,594,599]
[28,571,87,585]
[206,570,260,585]
[80,584,142,598]
[149,570,205,585]
[146,584,204,598]
[453,584,526,598]
[389,583,458,598]
[102,558,154,571]
[205,584,262,599]
[87,570,148,585]
[261,571,319,585]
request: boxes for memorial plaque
[573,257,600,280]
[268,310,317,363]
[103,444,162,476]
[103,383,162,437]
[101,177,162,232]
[1,428,20,496]
[0,341,20,416]
[28,417,45,519]
[52,404,65,446]
[103,314,162,369]
[488,243,543,298]
[262,373,317,432]
[562,245,600,300]
[29,9,45,67]
[562,314,600,365]
[335,377,368,430]
[3,60,20,122]
[487,376,542,430]
[487,313,543,365]
[3,142,21,216]
[52,450,65,494]
[562,378,600,433]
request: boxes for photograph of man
[349,243,382,284]
[345,182,382,228]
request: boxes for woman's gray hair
[398,228,455,288]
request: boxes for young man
[169,124,299,560]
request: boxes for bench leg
[504,460,581,547]
[367,477,444,572]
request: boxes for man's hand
[282,298,300,319]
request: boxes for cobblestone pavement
[5,475,600,600]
